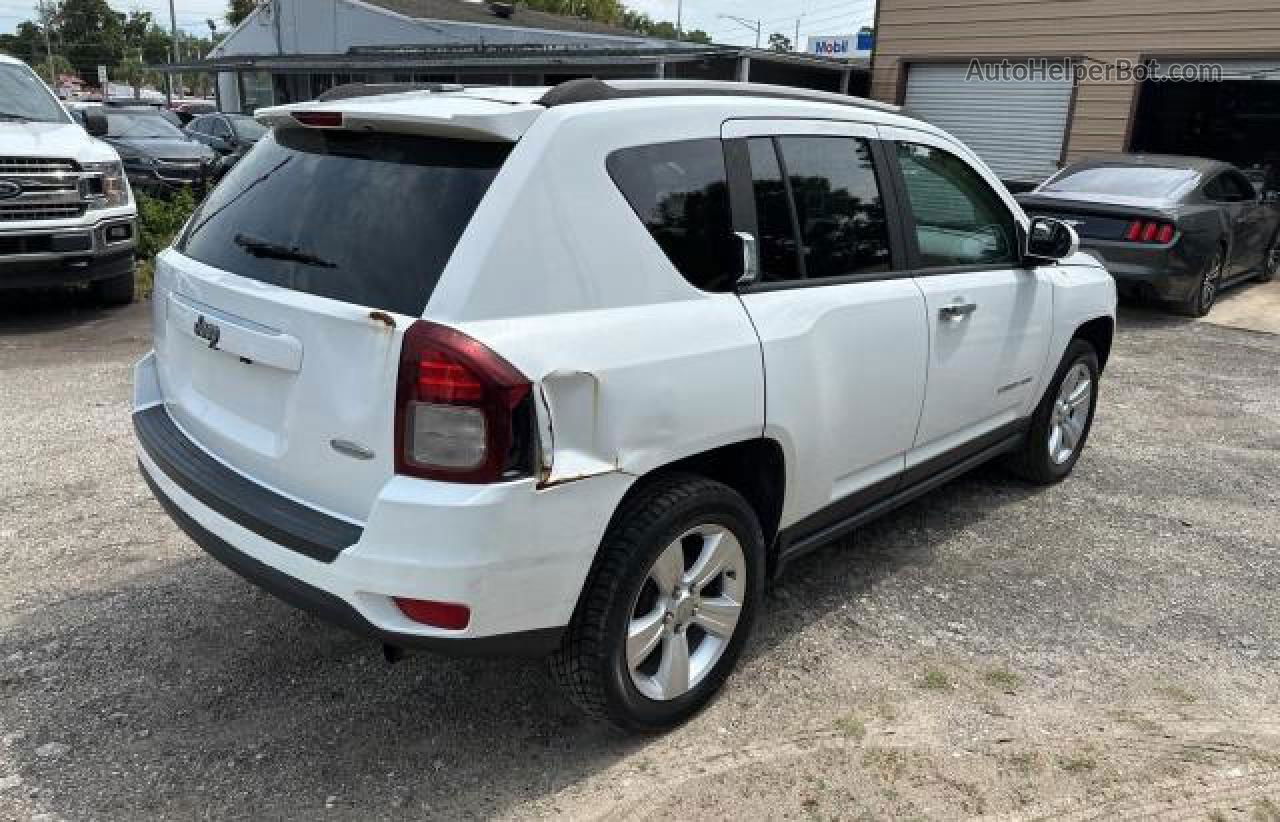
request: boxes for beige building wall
[870,0,1280,164]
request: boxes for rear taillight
[1124,219,1175,245]
[395,320,532,484]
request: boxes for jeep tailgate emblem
[193,315,221,349]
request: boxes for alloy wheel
[626,525,747,701]
[1201,252,1223,312]
[1048,362,1092,465]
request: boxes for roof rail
[315,82,464,102]
[535,78,899,113]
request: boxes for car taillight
[1124,219,1175,245]
[395,320,532,484]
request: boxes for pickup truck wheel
[549,474,765,732]
[90,269,135,306]
[1006,339,1099,485]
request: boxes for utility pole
[717,14,762,49]
[166,0,178,103]
[37,0,55,85]
[676,0,682,39]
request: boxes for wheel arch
[1072,315,1114,372]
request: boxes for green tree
[54,0,127,77]
[226,0,257,27]
[768,32,792,52]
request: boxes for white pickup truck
[0,55,136,303]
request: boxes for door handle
[939,301,978,321]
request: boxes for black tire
[1005,339,1100,485]
[549,473,765,732]
[90,269,135,306]
[1258,230,1279,283]
[1179,246,1224,318]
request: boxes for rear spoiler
[254,97,542,142]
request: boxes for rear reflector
[393,597,471,630]
[292,111,343,128]
[1125,219,1175,245]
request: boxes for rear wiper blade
[0,111,35,121]
[233,233,336,268]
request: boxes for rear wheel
[1006,339,1100,485]
[90,269,135,306]
[1258,231,1279,283]
[550,475,765,732]
[1180,247,1224,317]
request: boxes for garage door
[903,62,1073,185]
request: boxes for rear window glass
[607,139,736,292]
[1043,166,1197,199]
[177,129,510,316]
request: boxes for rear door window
[607,139,737,292]
[744,135,892,283]
[775,136,892,280]
[177,129,510,316]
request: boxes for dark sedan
[1018,155,1280,316]
[184,113,267,178]
[101,108,218,195]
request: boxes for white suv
[133,80,1116,731]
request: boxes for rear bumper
[132,352,632,656]
[1080,239,1202,302]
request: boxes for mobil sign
[807,32,873,57]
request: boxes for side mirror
[82,106,108,137]
[1024,217,1079,265]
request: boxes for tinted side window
[210,118,232,139]
[747,137,801,282]
[777,136,891,280]
[894,142,1018,268]
[1205,172,1254,202]
[607,139,736,292]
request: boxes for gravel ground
[1,287,1278,821]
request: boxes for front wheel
[1006,339,1100,485]
[550,475,765,732]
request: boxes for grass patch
[1058,749,1099,773]
[1107,709,1164,734]
[919,669,952,690]
[1005,751,1043,775]
[862,747,910,782]
[1155,684,1198,704]
[984,668,1022,691]
[834,714,867,740]
[1252,798,1280,822]
[1208,810,1230,822]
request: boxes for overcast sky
[626,0,874,48]
[0,0,876,46]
